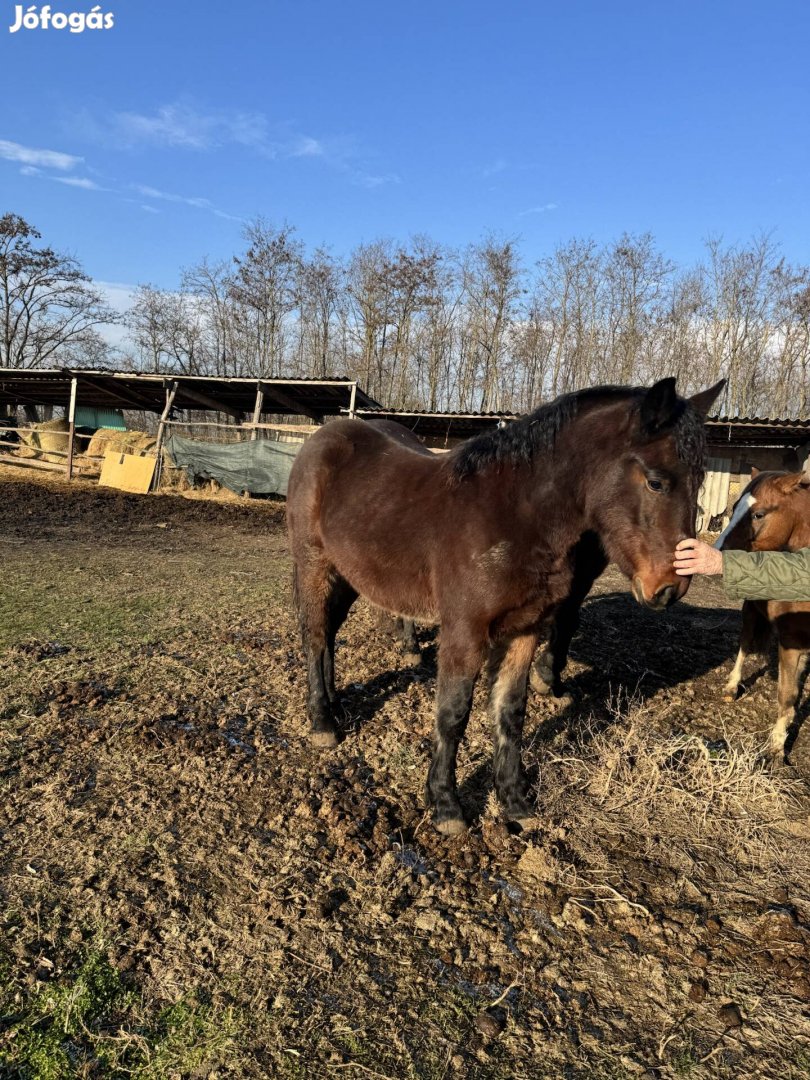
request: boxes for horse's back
[287,419,444,618]
[289,418,434,495]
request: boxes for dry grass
[536,691,810,880]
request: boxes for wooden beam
[175,383,242,419]
[250,382,264,441]
[66,377,78,481]
[348,381,358,419]
[259,381,318,420]
[152,380,179,491]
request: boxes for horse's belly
[326,535,438,623]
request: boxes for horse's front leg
[490,632,540,825]
[723,601,767,701]
[426,630,484,835]
[772,643,805,760]
[532,534,606,696]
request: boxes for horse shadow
[335,631,440,737]
[456,590,748,821]
[336,590,755,818]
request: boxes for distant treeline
[3,213,809,417]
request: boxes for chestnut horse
[287,378,723,833]
[716,469,810,759]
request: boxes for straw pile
[84,429,157,457]
[16,418,70,462]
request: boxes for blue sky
[1,0,809,305]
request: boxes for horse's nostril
[652,584,678,610]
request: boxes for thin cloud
[352,170,401,189]
[20,165,106,191]
[290,135,325,158]
[482,157,509,178]
[108,102,270,151]
[53,175,105,191]
[77,100,399,189]
[133,183,242,221]
[0,137,82,171]
[519,202,559,216]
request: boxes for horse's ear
[776,472,808,494]
[640,377,681,436]
[688,379,726,417]
[750,466,760,478]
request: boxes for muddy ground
[1,462,809,1079]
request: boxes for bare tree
[295,248,345,379]
[0,213,117,369]
[458,237,523,411]
[127,285,202,374]
[118,222,810,420]
[603,233,673,384]
[228,220,303,377]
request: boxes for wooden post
[348,381,358,420]
[250,382,264,441]
[152,379,179,491]
[66,376,78,481]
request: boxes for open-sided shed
[0,367,379,481]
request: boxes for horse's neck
[789,496,810,549]
[526,461,589,542]
[790,490,810,548]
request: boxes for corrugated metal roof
[0,368,380,419]
[351,407,810,445]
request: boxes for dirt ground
[1,462,809,1079]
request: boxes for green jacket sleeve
[722,547,810,602]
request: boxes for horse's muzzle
[632,577,686,611]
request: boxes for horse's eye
[646,478,665,493]
[752,510,766,522]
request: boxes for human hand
[673,539,724,577]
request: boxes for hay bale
[16,418,70,462]
[85,429,157,458]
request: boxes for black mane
[452,386,636,480]
[451,384,706,479]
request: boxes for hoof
[435,816,467,837]
[530,668,554,695]
[507,815,540,834]
[756,744,787,768]
[311,730,339,749]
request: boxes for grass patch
[0,944,241,1079]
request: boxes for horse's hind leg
[396,618,421,666]
[489,632,539,825]
[724,601,770,700]
[426,629,483,835]
[772,644,806,760]
[324,575,358,705]
[295,556,354,748]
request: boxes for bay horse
[370,421,609,682]
[370,418,611,692]
[366,419,431,665]
[716,469,810,759]
[287,377,723,834]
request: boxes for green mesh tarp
[165,434,301,495]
